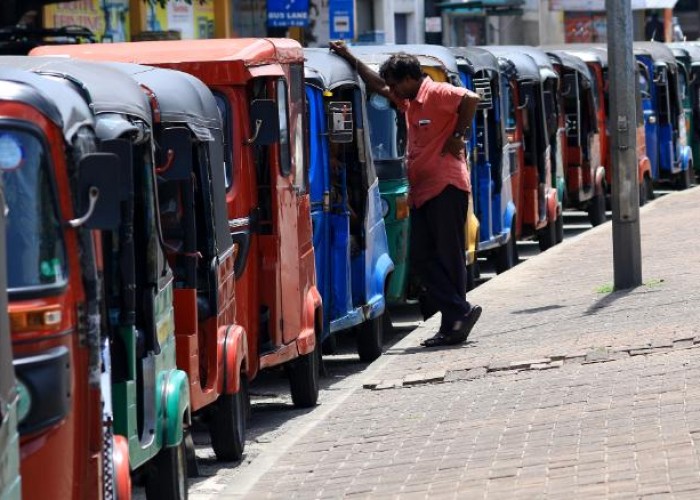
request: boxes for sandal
[420,331,464,348]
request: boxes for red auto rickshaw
[108,61,250,460]
[35,39,323,409]
[0,66,129,499]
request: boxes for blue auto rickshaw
[634,42,693,189]
[304,48,394,362]
[450,47,518,273]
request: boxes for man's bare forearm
[455,91,480,137]
[329,41,391,97]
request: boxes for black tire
[321,332,336,355]
[466,261,476,291]
[676,166,692,190]
[645,175,656,201]
[145,439,188,500]
[382,308,393,338]
[639,179,647,206]
[209,376,248,462]
[287,345,319,407]
[555,213,564,244]
[537,218,556,251]
[357,315,383,363]
[184,429,199,478]
[588,190,607,226]
[494,224,517,274]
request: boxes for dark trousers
[410,185,471,329]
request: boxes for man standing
[329,41,482,347]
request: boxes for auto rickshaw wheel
[494,223,517,274]
[537,219,556,251]
[676,166,693,190]
[145,439,188,500]
[588,191,607,227]
[645,176,655,201]
[555,214,564,244]
[209,375,248,461]
[357,315,384,363]
[639,181,648,206]
[287,344,320,407]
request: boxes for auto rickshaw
[548,45,654,205]
[484,47,562,251]
[634,42,693,189]
[34,39,323,408]
[351,44,481,291]
[303,48,394,362]
[0,65,129,500]
[668,42,700,179]
[2,56,192,498]
[0,175,20,499]
[545,49,607,225]
[104,62,250,460]
[450,46,518,273]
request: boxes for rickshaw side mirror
[328,101,354,143]
[248,99,279,145]
[157,127,193,181]
[70,152,122,230]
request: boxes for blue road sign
[329,0,354,40]
[267,0,309,28]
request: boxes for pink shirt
[396,77,472,208]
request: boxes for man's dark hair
[379,53,422,82]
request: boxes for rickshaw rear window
[1,128,67,293]
[214,93,234,190]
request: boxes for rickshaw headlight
[380,197,390,218]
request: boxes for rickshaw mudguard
[466,208,480,266]
[594,166,607,195]
[503,202,517,241]
[680,145,693,172]
[368,253,395,320]
[546,189,560,224]
[222,324,248,395]
[297,287,322,356]
[162,368,190,448]
[0,400,21,500]
[638,154,652,181]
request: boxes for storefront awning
[550,0,677,11]
[437,0,525,15]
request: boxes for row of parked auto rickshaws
[0,39,697,500]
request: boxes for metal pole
[606,0,642,290]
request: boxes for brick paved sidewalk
[224,187,700,499]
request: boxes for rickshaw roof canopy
[634,42,678,68]
[352,43,460,75]
[0,56,152,127]
[303,48,362,91]
[483,46,541,82]
[104,62,222,138]
[545,49,594,85]
[542,44,608,68]
[31,38,304,67]
[0,65,94,142]
[668,42,700,66]
[449,46,500,76]
[503,46,559,80]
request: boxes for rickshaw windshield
[366,92,406,162]
[0,127,67,292]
